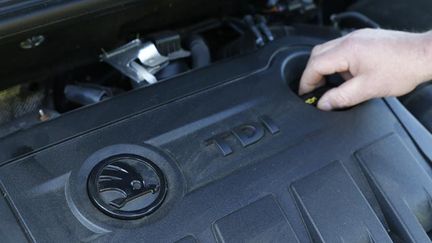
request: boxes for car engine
[1,0,432,242]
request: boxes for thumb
[317,76,371,111]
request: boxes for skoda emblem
[87,155,167,219]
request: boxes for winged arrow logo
[97,161,159,208]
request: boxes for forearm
[417,31,432,83]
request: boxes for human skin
[299,28,432,111]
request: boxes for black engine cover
[1,35,432,243]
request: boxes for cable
[331,11,380,29]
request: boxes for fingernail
[318,99,333,111]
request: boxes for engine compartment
[0,0,332,138]
[1,1,432,243]
[0,0,431,137]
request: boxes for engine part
[102,39,169,86]
[64,84,111,106]
[156,61,190,80]
[256,15,274,42]
[0,83,46,127]
[400,82,432,133]
[244,15,265,46]
[152,33,191,61]
[348,0,432,32]
[0,108,59,138]
[264,0,316,14]
[103,35,191,86]
[87,154,167,219]
[1,33,431,242]
[331,11,380,30]
[188,35,211,68]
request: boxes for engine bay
[1,0,432,242]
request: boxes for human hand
[299,28,432,110]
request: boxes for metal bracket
[101,39,170,86]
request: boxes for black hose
[64,84,109,106]
[188,35,211,69]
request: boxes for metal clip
[101,39,170,86]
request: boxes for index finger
[299,44,349,95]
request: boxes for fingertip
[316,76,367,111]
[298,76,309,95]
[317,96,333,111]
[298,82,313,96]
[298,84,307,96]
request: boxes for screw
[38,109,50,121]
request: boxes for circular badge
[87,154,167,219]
